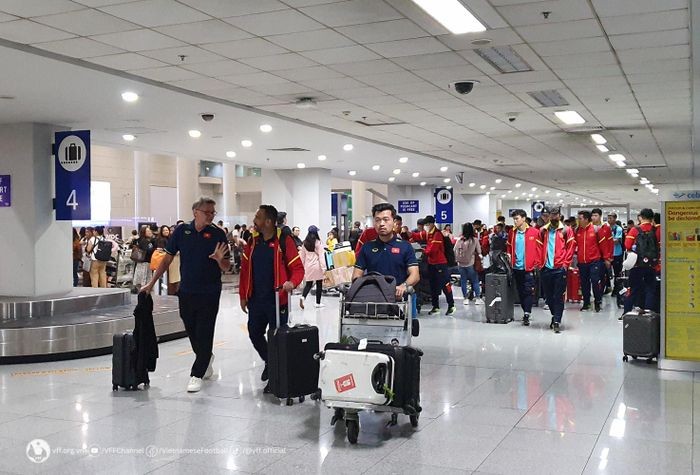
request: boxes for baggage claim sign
[54,130,91,221]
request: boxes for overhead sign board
[55,130,91,221]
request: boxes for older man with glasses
[142,196,230,393]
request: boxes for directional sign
[398,200,419,214]
[435,188,453,224]
[55,130,91,220]
[532,201,545,219]
[0,175,10,207]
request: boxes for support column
[351,180,369,226]
[0,123,72,297]
[176,156,199,221]
[387,184,433,229]
[133,151,151,223]
[222,162,238,224]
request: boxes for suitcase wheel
[311,389,321,401]
[646,358,655,364]
[622,355,629,362]
[346,419,359,444]
[286,398,294,406]
[112,385,118,391]
[632,356,638,360]
[410,414,419,428]
[299,395,305,403]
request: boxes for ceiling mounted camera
[506,112,519,123]
[201,113,215,122]
[451,80,479,95]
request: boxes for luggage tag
[358,338,368,350]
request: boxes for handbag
[131,247,147,263]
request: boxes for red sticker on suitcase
[334,373,356,393]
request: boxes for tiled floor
[0,292,695,474]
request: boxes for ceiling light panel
[411,0,486,34]
[554,110,586,125]
[527,89,569,107]
[475,46,532,73]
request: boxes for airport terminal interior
[0,0,699,473]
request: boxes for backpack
[345,272,398,316]
[442,234,456,267]
[94,238,112,262]
[634,226,659,268]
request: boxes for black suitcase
[112,331,148,391]
[267,291,320,405]
[622,311,660,363]
[323,341,422,416]
[485,273,514,323]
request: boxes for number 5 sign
[434,187,453,224]
[54,130,91,220]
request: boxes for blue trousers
[578,260,605,305]
[513,269,535,314]
[541,268,567,323]
[458,265,480,299]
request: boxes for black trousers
[612,255,624,291]
[579,260,605,305]
[428,263,454,309]
[178,292,220,378]
[302,280,322,304]
[248,298,288,363]
[541,268,567,323]
[513,269,535,314]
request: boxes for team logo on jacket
[391,247,400,254]
[203,232,211,239]
[372,247,379,253]
[334,373,356,393]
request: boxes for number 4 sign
[54,130,91,220]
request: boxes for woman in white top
[454,222,482,304]
[299,226,327,309]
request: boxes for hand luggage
[622,311,660,363]
[485,273,514,323]
[566,268,582,302]
[319,349,394,405]
[112,331,149,391]
[267,290,320,405]
[324,251,334,270]
[344,272,398,316]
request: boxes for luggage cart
[338,288,412,347]
[115,248,134,288]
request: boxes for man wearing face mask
[539,207,575,333]
[421,215,456,316]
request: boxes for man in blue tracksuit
[608,213,624,294]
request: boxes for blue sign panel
[0,175,10,207]
[531,201,545,220]
[55,130,91,221]
[434,188,453,224]
[398,200,419,214]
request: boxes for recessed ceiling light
[626,168,639,175]
[528,193,533,197]
[259,124,272,133]
[591,134,607,145]
[188,129,201,138]
[514,197,519,200]
[507,190,512,193]
[468,182,475,187]
[121,91,138,102]
[411,0,486,34]
[443,178,451,183]
[122,134,135,141]
[545,190,550,194]
[495,178,502,184]
[480,184,486,189]
[399,156,408,163]
[500,194,506,198]
[446,185,452,189]
[652,188,659,194]
[531,187,537,191]
[412,172,420,178]
[515,183,522,188]
[535,195,540,198]
[296,163,306,169]
[556,192,562,197]
[420,181,427,186]
[393,168,401,175]
[440,166,448,172]
[389,177,396,182]
[608,153,625,162]
[241,139,252,147]
[640,177,650,184]
[372,165,380,171]
[490,186,496,190]
[596,145,609,153]
[348,170,357,176]
[614,161,625,167]
[343,144,354,151]
[559,199,564,203]
[318,154,327,161]
[555,110,585,125]
[226,151,236,158]
[486,191,490,195]
[521,192,527,195]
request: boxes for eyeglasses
[196,209,217,217]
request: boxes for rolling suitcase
[267,290,320,405]
[622,311,660,363]
[319,349,394,405]
[485,273,514,323]
[566,268,582,303]
[112,331,148,391]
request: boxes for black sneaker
[553,322,561,333]
[580,304,591,311]
[261,364,269,382]
[594,301,602,313]
[549,319,554,329]
[412,319,420,337]
[446,306,456,316]
[523,314,530,326]
[428,307,440,315]
[263,382,272,394]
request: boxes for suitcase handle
[274,286,291,330]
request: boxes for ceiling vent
[355,119,407,127]
[475,46,532,73]
[564,125,605,134]
[528,89,569,107]
[295,97,317,109]
[266,147,310,152]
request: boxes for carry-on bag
[319,349,394,406]
[566,268,582,303]
[112,331,148,391]
[485,273,514,323]
[267,290,320,405]
[622,311,660,363]
[344,272,398,316]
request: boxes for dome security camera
[201,113,215,122]
[507,112,519,123]
[451,80,479,95]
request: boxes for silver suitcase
[319,349,394,406]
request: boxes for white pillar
[133,150,151,223]
[222,162,238,224]
[351,180,368,225]
[176,156,199,221]
[387,184,433,229]
[0,123,72,297]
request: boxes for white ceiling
[0,0,695,207]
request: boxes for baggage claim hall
[0,0,699,473]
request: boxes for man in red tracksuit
[591,207,614,293]
[575,210,612,312]
[624,208,661,314]
[422,215,455,315]
[239,205,305,393]
[539,207,575,333]
[507,209,542,326]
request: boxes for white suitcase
[319,350,394,406]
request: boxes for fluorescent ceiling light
[372,165,380,171]
[495,178,502,184]
[515,183,521,188]
[608,154,625,162]
[555,110,585,125]
[259,124,272,133]
[225,151,236,158]
[412,172,420,178]
[591,134,607,145]
[420,181,426,186]
[645,184,654,189]
[480,184,486,190]
[122,134,135,141]
[545,190,550,194]
[640,178,650,184]
[476,46,532,73]
[490,186,496,190]
[447,185,453,189]
[399,156,408,163]
[296,163,306,169]
[188,129,201,138]
[556,193,562,197]
[444,178,451,183]
[652,189,659,194]
[531,187,537,191]
[412,0,486,34]
[241,139,252,147]
[343,144,354,151]
[501,194,506,198]
[626,168,639,175]
[348,170,357,176]
[318,155,327,161]
[468,182,475,187]
[596,145,609,153]
[393,168,401,175]
[507,190,512,193]
[389,177,396,182]
[527,89,568,107]
[440,166,448,172]
[486,192,490,195]
[615,161,625,167]
[121,91,138,102]
[514,197,519,200]
[528,193,533,197]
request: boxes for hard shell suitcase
[267,291,320,404]
[319,349,394,405]
[112,331,148,390]
[566,268,582,303]
[622,311,660,362]
[485,273,514,323]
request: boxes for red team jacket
[575,223,612,264]
[625,222,661,273]
[539,222,576,270]
[410,229,447,265]
[506,226,542,272]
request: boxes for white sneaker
[463,299,469,305]
[204,354,215,379]
[314,302,325,308]
[187,376,202,392]
[473,298,483,305]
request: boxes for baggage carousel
[0,288,185,364]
